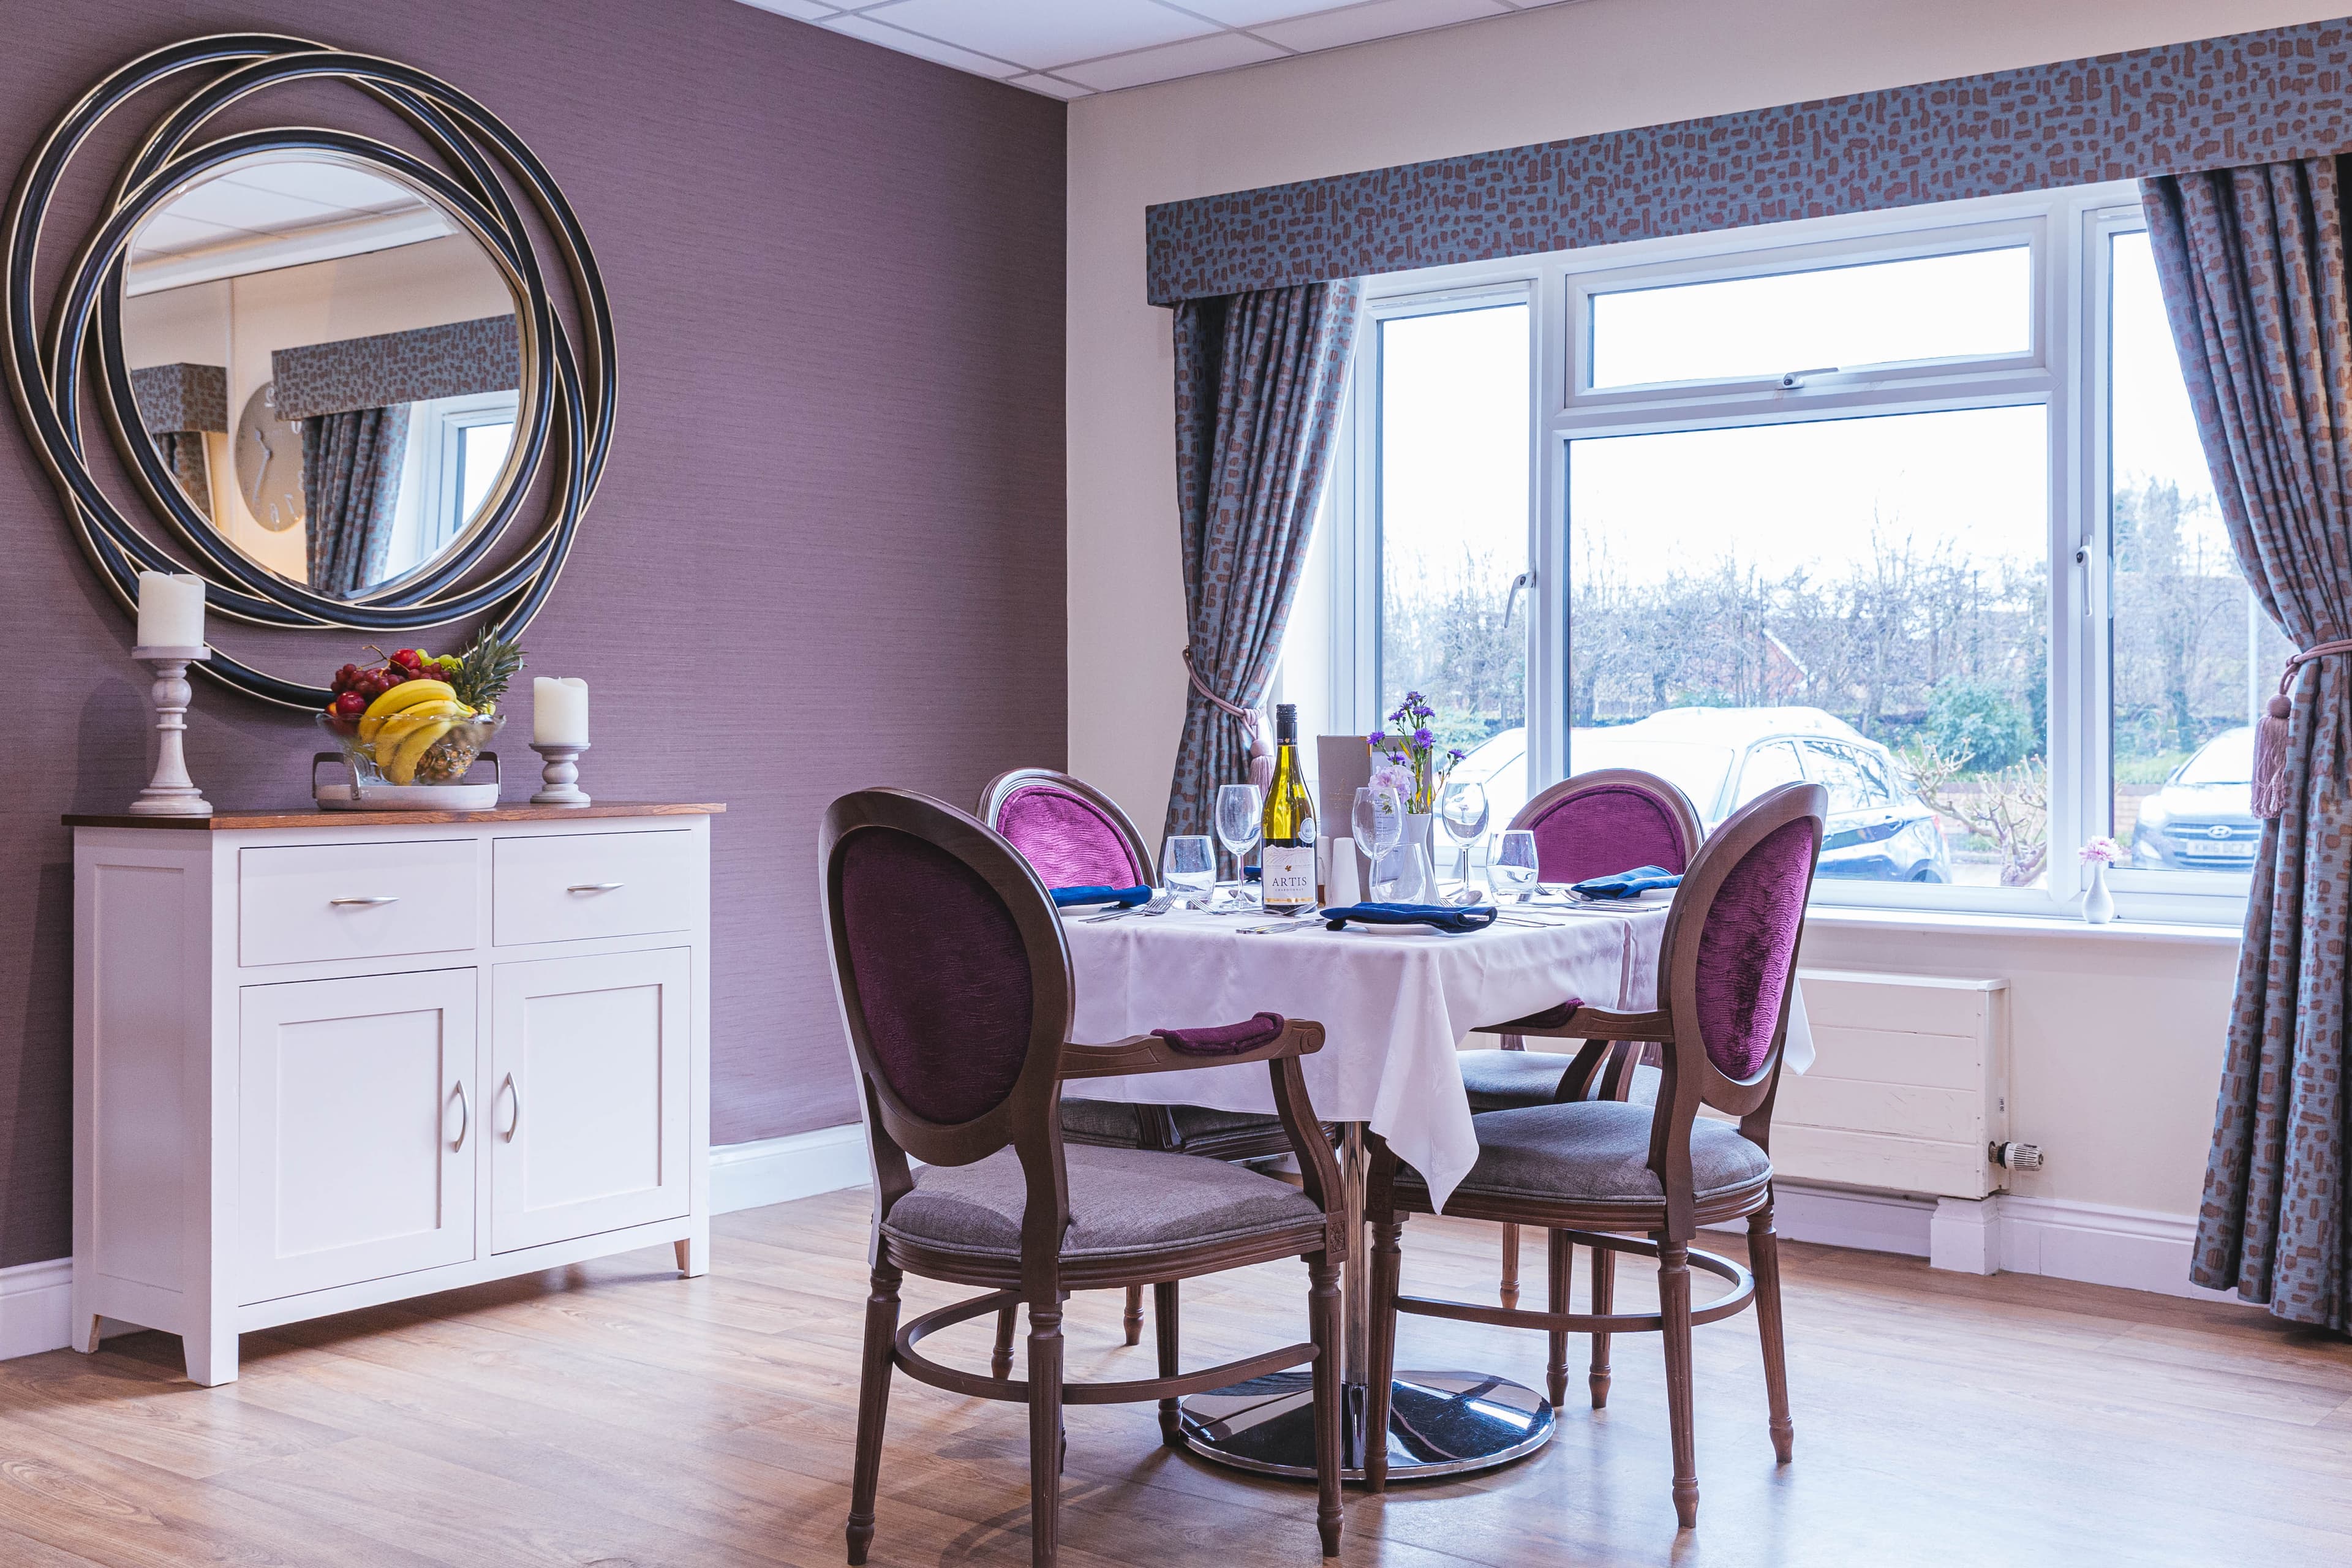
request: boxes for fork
[1083,892,1175,923]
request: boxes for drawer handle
[567,882,625,894]
[330,895,401,907]
[451,1082,470,1152]
[501,1072,521,1142]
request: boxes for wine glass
[1352,786,1404,902]
[1439,779,1490,895]
[1161,835,1215,908]
[1215,783,1264,908]
[1491,829,1540,903]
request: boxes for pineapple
[414,629,526,784]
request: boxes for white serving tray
[312,751,502,812]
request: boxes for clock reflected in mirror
[120,149,526,601]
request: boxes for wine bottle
[1259,704,1319,912]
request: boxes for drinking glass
[1439,779,1490,892]
[1161,835,1216,908]
[1215,783,1264,905]
[1491,829,1540,903]
[1352,786,1404,901]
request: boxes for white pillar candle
[135,571,206,649]
[533,676,589,745]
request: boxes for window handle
[1501,571,1532,631]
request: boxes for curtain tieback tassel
[2253,636,2352,818]
[1180,647,1274,794]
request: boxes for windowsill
[1803,903,2242,944]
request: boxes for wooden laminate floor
[0,1188,2346,1567]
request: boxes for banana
[382,718,454,785]
[358,679,459,743]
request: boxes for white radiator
[1732,968,2011,1200]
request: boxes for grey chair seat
[1058,1096,1281,1147]
[1400,1098,1768,1211]
[883,1142,1322,1261]
[1457,1050,1661,1113]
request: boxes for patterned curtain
[303,404,412,598]
[151,432,212,520]
[1164,280,1363,837]
[2143,156,2352,1332]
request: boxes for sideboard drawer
[494,830,693,946]
[239,840,480,968]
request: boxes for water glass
[1352,786,1404,900]
[1439,779,1490,888]
[1215,783,1264,903]
[1491,829,1540,903]
[1162,835,1216,908]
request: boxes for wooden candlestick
[530,741,590,805]
[129,644,211,816]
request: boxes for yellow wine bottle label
[1262,846,1317,910]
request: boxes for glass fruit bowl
[315,707,505,790]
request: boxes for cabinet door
[239,970,478,1304]
[491,949,690,1253]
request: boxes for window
[382,390,521,581]
[1316,186,2263,921]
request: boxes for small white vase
[2082,862,2116,924]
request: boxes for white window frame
[1311,180,2253,925]
[413,390,521,554]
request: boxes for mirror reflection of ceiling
[125,158,455,295]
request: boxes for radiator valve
[1990,1140,2044,1172]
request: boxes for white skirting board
[0,1259,72,1362]
[710,1122,871,1214]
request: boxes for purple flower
[1412,728,1434,747]
[1367,731,1386,747]
[1447,747,1467,763]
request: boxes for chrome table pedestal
[1177,1124,1556,1483]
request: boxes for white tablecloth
[1065,898,1812,1212]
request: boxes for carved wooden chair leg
[1588,1241,1616,1408]
[846,1265,902,1566]
[1656,1238,1699,1529]
[1499,1222,1521,1309]
[1545,1229,1571,1408]
[1749,1207,1795,1463]
[992,1300,1018,1379]
[1308,1253,1344,1557]
[1123,1283,1146,1346]
[1153,1281,1183,1446]
[1028,1298,1066,1567]
[1363,1218,1404,1493]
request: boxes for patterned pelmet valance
[1145,19,2352,304]
[273,313,520,422]
[127,361,226,434]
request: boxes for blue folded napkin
[1051,884,1152,909]
[1321,902,1498,935]
[1571,865,1681,899]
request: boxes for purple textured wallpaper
[1147,18,2352,303]
[0,2,1064,1267]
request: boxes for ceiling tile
[821,13,1026,77]
[734,0,840,19]
[1254,0,1509,53]
[1059,31,1287,92]
[862,0,1209,71]
[1006,73,1095,99]
[1164,1,1346,23]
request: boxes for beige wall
[1065,0,2330,1227]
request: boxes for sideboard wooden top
[65,802,726,830]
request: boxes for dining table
[1061,889,1814,1483]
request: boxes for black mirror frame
[2,34,614,709]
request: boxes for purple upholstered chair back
[1515,769,1703,886]
[1662,782,1825,1092]
[823,790,1070,1145]
[980,770,1153,888]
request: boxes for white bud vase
[2082,862,2116,924]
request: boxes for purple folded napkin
[1504,998,1585,1030]
[1152,1011,1287,1056]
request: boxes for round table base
[1177,1369,1553,1482]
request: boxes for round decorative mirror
[4,36,611,709]
[119,151,528,601]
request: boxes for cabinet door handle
[451,1082,470,1151]
[501,1072,521,1142]
[567,882,624,894]
[330,895,400,907]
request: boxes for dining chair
[824,788,1348,1566]
[1455,767,1704,1307]
[1366,781,1825,1528]
[980,767,1317,1348]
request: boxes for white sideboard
[69,801,720,1384]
